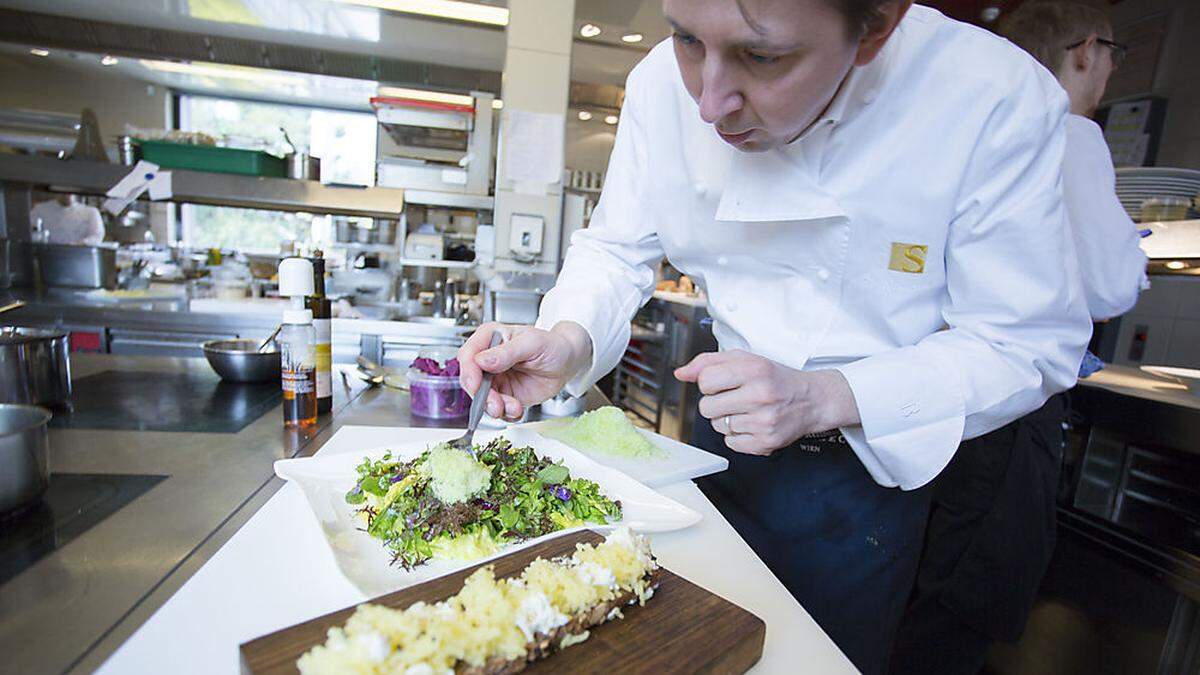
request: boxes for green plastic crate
[134,140,287,177]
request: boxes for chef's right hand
[458,321,592,421]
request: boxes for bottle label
[313,318,332,400]
[282,368,315,393]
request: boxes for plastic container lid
[282,308,313,324]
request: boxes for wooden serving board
[241,531,766,674]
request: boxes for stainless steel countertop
[0,353,604,674]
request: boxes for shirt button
[816,267,830,281]
[717,255,729,267]
[693,183,706,197]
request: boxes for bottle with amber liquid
[280,308,318,428]
[307,252,333,414]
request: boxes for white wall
[1105,0,1200,168]
[0,54,169,140]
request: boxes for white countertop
[652,289,708,308]
[1077,364,1200,411]
[97,426,855,675]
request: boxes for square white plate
[275,429,702,596]
[514,422,728,487]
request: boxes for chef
[458,1,1091,672]
[29,194,105,246]
[890,3,1149,673]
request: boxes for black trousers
[889,394,1068,675]
[694,419,933,675]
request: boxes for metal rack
[611,304,674,432]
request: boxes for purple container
[409,370,469,418]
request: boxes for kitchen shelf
[0,155,406,218]
[331,242,400,254]
[403,189,493,210]
[399,258,475,269]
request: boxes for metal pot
[201,339,281,383]
[0,328,72,407]
[0,404,52,515]
[34,243,118,289]
[286,153,321,181]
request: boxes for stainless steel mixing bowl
[0,404,51,515]
[200,339,281,383]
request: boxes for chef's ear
[854,0,915,67]
[1071,34,1099,72]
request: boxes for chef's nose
[697,58,743,124]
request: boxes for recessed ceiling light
[580,23,601,38]
[334,0,508,26]
[29,48,50,57]
[980,6,1001,22]
[1166,260,1187,270]
[604,114,618,125]
[578,111,592,121]
[100,54,119,66]
[621,33,643,43]
[492,98,503,109]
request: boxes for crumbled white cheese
[576,561,617,589]
[559,631,591,648]
[404,664,434,675]
[514,591,568,642]
[354,631,391,663]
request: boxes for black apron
[888,393,1067,675]
[693,416,933,675]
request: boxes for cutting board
[239,530,765,674]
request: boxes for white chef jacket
[1063,114,1148,320]
[537,6,1091,490]
[30,199,105,246]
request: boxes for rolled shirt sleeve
[837,84,1092,490]
[535,67,665,397]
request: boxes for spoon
[257,324,282,353]
[448,332,503,456]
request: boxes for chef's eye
[746,51,780,65]
[673,31,698,46]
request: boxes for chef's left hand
[674,351,861,456]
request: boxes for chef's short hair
[1001,1,1113,76]
[736,0,895,38]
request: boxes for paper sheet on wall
[502,110,564,190]
[1103,101,1152,167]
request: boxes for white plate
[516,422,728,488]
[1141,365,1200,395]
[274,429,702,596]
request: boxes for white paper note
[502,110,565,187]
[103,160,161,214]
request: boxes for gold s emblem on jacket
[888,243,927,274]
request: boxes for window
[177,94,376,252]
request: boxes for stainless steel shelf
[0,155,405,218]
[399,258,475,269]
[403,189,493,210]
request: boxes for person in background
[29,194,105,246]
[889,3,1147,673]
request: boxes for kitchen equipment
[1116,167,1200,221]
[34,243,118,289]
[0,404,52,516]
[404,231,445,260]
[354,355,385,387]
[0,328,72,407]
[280,128,321,182]
[1140,197,1192,223]
[201,339,281,383]
[447,332,501,449]
[0,239,31,288]
[1141,365,1200,395]
[117,135,138,165]
[136,140,287,177]
[240,530,765,675]
[375,219,397,245]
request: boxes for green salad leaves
[345,437,623,570]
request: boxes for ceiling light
[621,33,643,43]
[140,59,306,86]
[604,114,618,125]
[1166,260,1187,270]
[492,99,503,109]
[377,85,475,106]
[334,0,508,26]
[980,6,1001,22]
[580,23,601,38]
[100,54,119,66]
[578,110,592,121]
[29,48,50,57]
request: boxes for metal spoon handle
[258,324,282,353]
[0,300,25,316]
[466,332,505,434]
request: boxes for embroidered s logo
[888,243,927,274]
